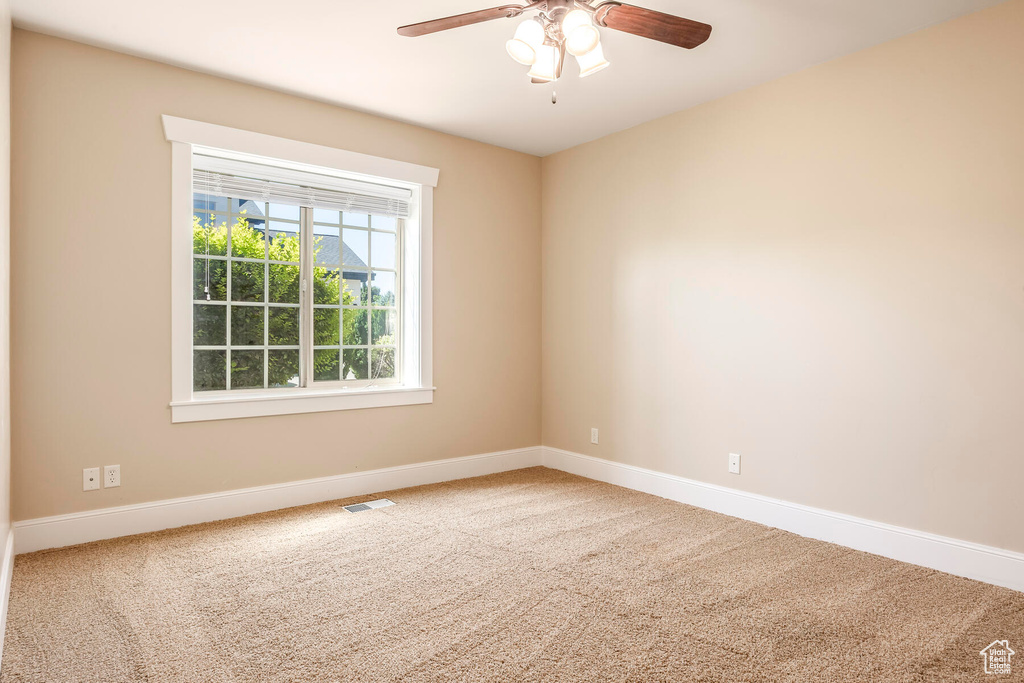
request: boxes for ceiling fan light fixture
[527,42,560,82]
[575,42,610,78]
[505,18,545,66]
[399,2,711,88]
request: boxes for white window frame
[163,115,437,422]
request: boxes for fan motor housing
[544,0,575,19]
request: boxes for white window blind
[192,152,413,218]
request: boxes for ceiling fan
[398,0,712,84]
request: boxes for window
[191,193,400,391]
[192,196,303,392]
[164,116,438,422]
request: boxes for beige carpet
[2,468,1022,681]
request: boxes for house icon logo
[980,640,1014,675]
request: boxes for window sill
[170,386,435,423]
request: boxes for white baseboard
[0,528,14,665]
[13,446,542,554]
[13,444,1022,595]
[542,447,1024,593]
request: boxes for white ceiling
[13,0,1004,156]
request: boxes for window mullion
[299,206,314,387]
[225,207,233,390]
[264,202,270,389]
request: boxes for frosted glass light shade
[562,10,600,56]
[505,19,545,65]
[528,43,559,81]
[506,38,536,65]
[566,25,600,56]
[575,42,609,77]
[561,9,591,35]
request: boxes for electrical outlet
[591,428,599,444]
[104,465,121,488]
[729,453,741,475]
[83,467,100,491]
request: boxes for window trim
[164,115,438,422]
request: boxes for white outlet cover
[729,453,741,475]
[104,465,121,488]
[83,467,100,491]
[591,428,599,445]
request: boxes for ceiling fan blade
[594,3,712,49]
[398,5,527,37]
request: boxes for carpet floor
[2,467,1022,681]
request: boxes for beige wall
[542,0,1024,552]
[11,30,541,521]
[11,0,1024,553]
[0,0,9,543]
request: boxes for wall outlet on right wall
[591,428,599,445]
[728,453,741,475]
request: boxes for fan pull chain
[551,43,558,104]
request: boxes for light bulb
[575,42,609,77]
[562,9,600,57]
[528,43,559,82]
[505,18,544,65]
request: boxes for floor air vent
[343,499,395,513]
